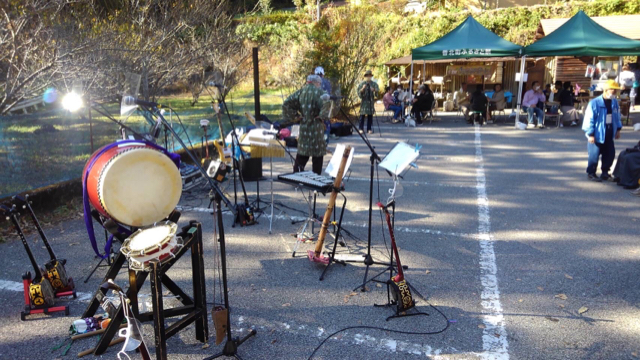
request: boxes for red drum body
[84,142,182,227]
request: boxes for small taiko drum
[121,221,183,272]
[84,142,182,227]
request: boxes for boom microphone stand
[207,86,254,227]
[135,103,256,359]
[337,107,395,292]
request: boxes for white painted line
[0,279,94,302]
[228,315,465,358]
[176,207,475,239]
[474,124,509,359]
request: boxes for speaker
[240,157,263,181]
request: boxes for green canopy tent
[408,16,523,112]
[525,10,640,57]
[515,11,640,126]
[412,16,524,61]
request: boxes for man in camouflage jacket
[282,75,331,175]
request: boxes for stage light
[62,92,84,112]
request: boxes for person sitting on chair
[487,84,505,121]
[383,86,403,123]
[558,81,580,127]
[469,87,488,125]
[411,84,433,125]
[522,81,546,129]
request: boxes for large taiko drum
[84,142,182,227]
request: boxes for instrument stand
[373,199,429,321]
[204,192,257,360]
[81,222,209,359]
[318,192,348,281]
[337,108,395,292]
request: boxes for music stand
[357,142,422,293]
[336,107,395,291]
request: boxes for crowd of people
[282,62,639,187]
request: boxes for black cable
[307,303,450,360]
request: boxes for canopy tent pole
[410,61,414,94]
[515,56,526,128]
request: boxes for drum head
[128,223,175,252]
[100,148,181,227]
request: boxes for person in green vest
[358,70,379,134]
[282,74,330,175]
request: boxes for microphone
[122,96,163,108]
[329,95,343,101]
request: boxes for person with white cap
[282,74,330,175]
[315,66,332,95]
[582,79,623,182]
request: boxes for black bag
[284,136,297,148]
[330,123,352,137]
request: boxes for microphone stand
[336,106,395,292]
[138,104,256,359]
[208,87,254,227]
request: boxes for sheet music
[325,144,355,178]
[379,142,419,176]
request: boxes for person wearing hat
[282,74,331,175]
[582,79,623,182]
[315,66,332,95]
[357,70,379,134]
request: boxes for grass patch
[0,88,287,198]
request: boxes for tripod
[336,107,397,292]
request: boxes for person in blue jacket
[582,80,623,182]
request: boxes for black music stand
[336,107,395,292]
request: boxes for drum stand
[81,222,208,359]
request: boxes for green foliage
[238,0,640,97]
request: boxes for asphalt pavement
[0,113,639,360]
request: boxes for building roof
[538,14,640,40]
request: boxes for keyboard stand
[291,188,318,257]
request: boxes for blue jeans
[586,130,615,175]
[387,105,402,119]
[524,106,544,125]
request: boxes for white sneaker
[571,121,577,126]
[559,123,564,128]
[526,124,535,129]
[537,124,545,129]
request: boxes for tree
[0,0,94,114]
[304,6,381,112]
